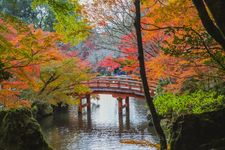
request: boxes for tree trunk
[204,0,225,37]
[192,0,225,50]
[134,0,167,149]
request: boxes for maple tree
[1,0,225,149]
[21,58,92,106]
[0,14,92,108]
[83,0,225,148]
[84,0,168,148]
[0,15,59,107]
[91,0,225,93]
[141,0,225,93]
[98,55,121,72]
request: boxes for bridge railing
[82,76,157,94]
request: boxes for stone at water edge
[170,108,225,150]
[0,108,52,150]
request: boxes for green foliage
[0,0,34,23]
[0,0,90,44]
[0,0,55,31]
[154,90,225,117]
[32,0,90,44]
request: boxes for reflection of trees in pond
[118,113,123,137]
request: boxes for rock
[0,108,52,150]
[198,138,225,150]
[170,108,225,150]
[32,101,53,119]
[0,109,7,122]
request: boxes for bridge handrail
[82,76,157,96]
[85,76,157,86]
[95,76,141,82]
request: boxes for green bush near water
[154,90,225,117]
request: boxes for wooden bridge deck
[82,76,157,98]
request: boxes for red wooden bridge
[78,76,157,116]
[83,76,157,98]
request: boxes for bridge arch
[83,76,157,98]
[78,76,157,116]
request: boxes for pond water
[39,94,159,150]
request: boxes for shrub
[154,90,225,117]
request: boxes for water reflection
[39,94,158,150]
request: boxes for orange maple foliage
[140,0,223,92]
[85,0,222,93]
[0,18,64,108]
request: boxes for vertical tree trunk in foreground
[192,0,225,50]
[134,0,167,149]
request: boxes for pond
[39,94,159,150]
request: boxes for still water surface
[39,94,158,150]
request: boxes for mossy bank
[0,108,52,150]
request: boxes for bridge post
[86,94,91,113]
[87,99,92,129]
[125,96,129,115]
[125,96,130,130]
[97,79,99,87]
[78,98,83,114]
[117,97,123,114]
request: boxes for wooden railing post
[107,79,110,88]
[97,79,99,87]
[129,82,132,90]
[118,79,121,88]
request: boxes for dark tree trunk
[134,0,167,149]
[205,0,225,37]
[192,0,225,50]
